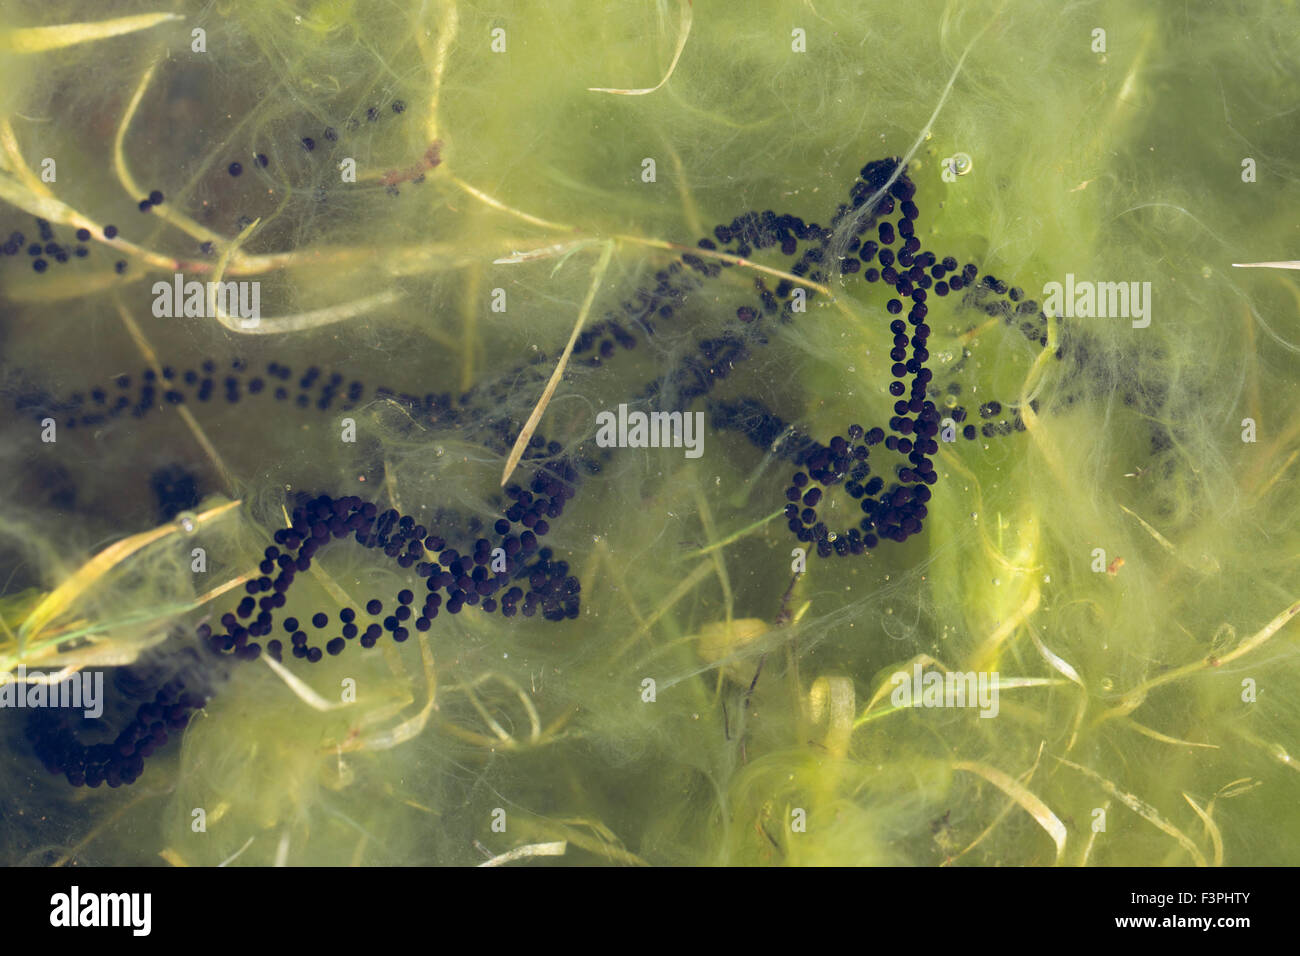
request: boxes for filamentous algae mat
[1,0,1298,868]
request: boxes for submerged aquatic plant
[1,0,1298,867]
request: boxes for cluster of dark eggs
[26,675,209,789]
[27,357,373,429]
[16,156,1055,786]
[583,157,1048,560]
[25,477,583,787]
[206,488,581,664]
[782,423,936,558]
[0,217,127,275]
[225,99,412,193]
[4,96,418,282]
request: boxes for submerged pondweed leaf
[586,0,692,95]
[0,12,182,54]
[12,499,242,659]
